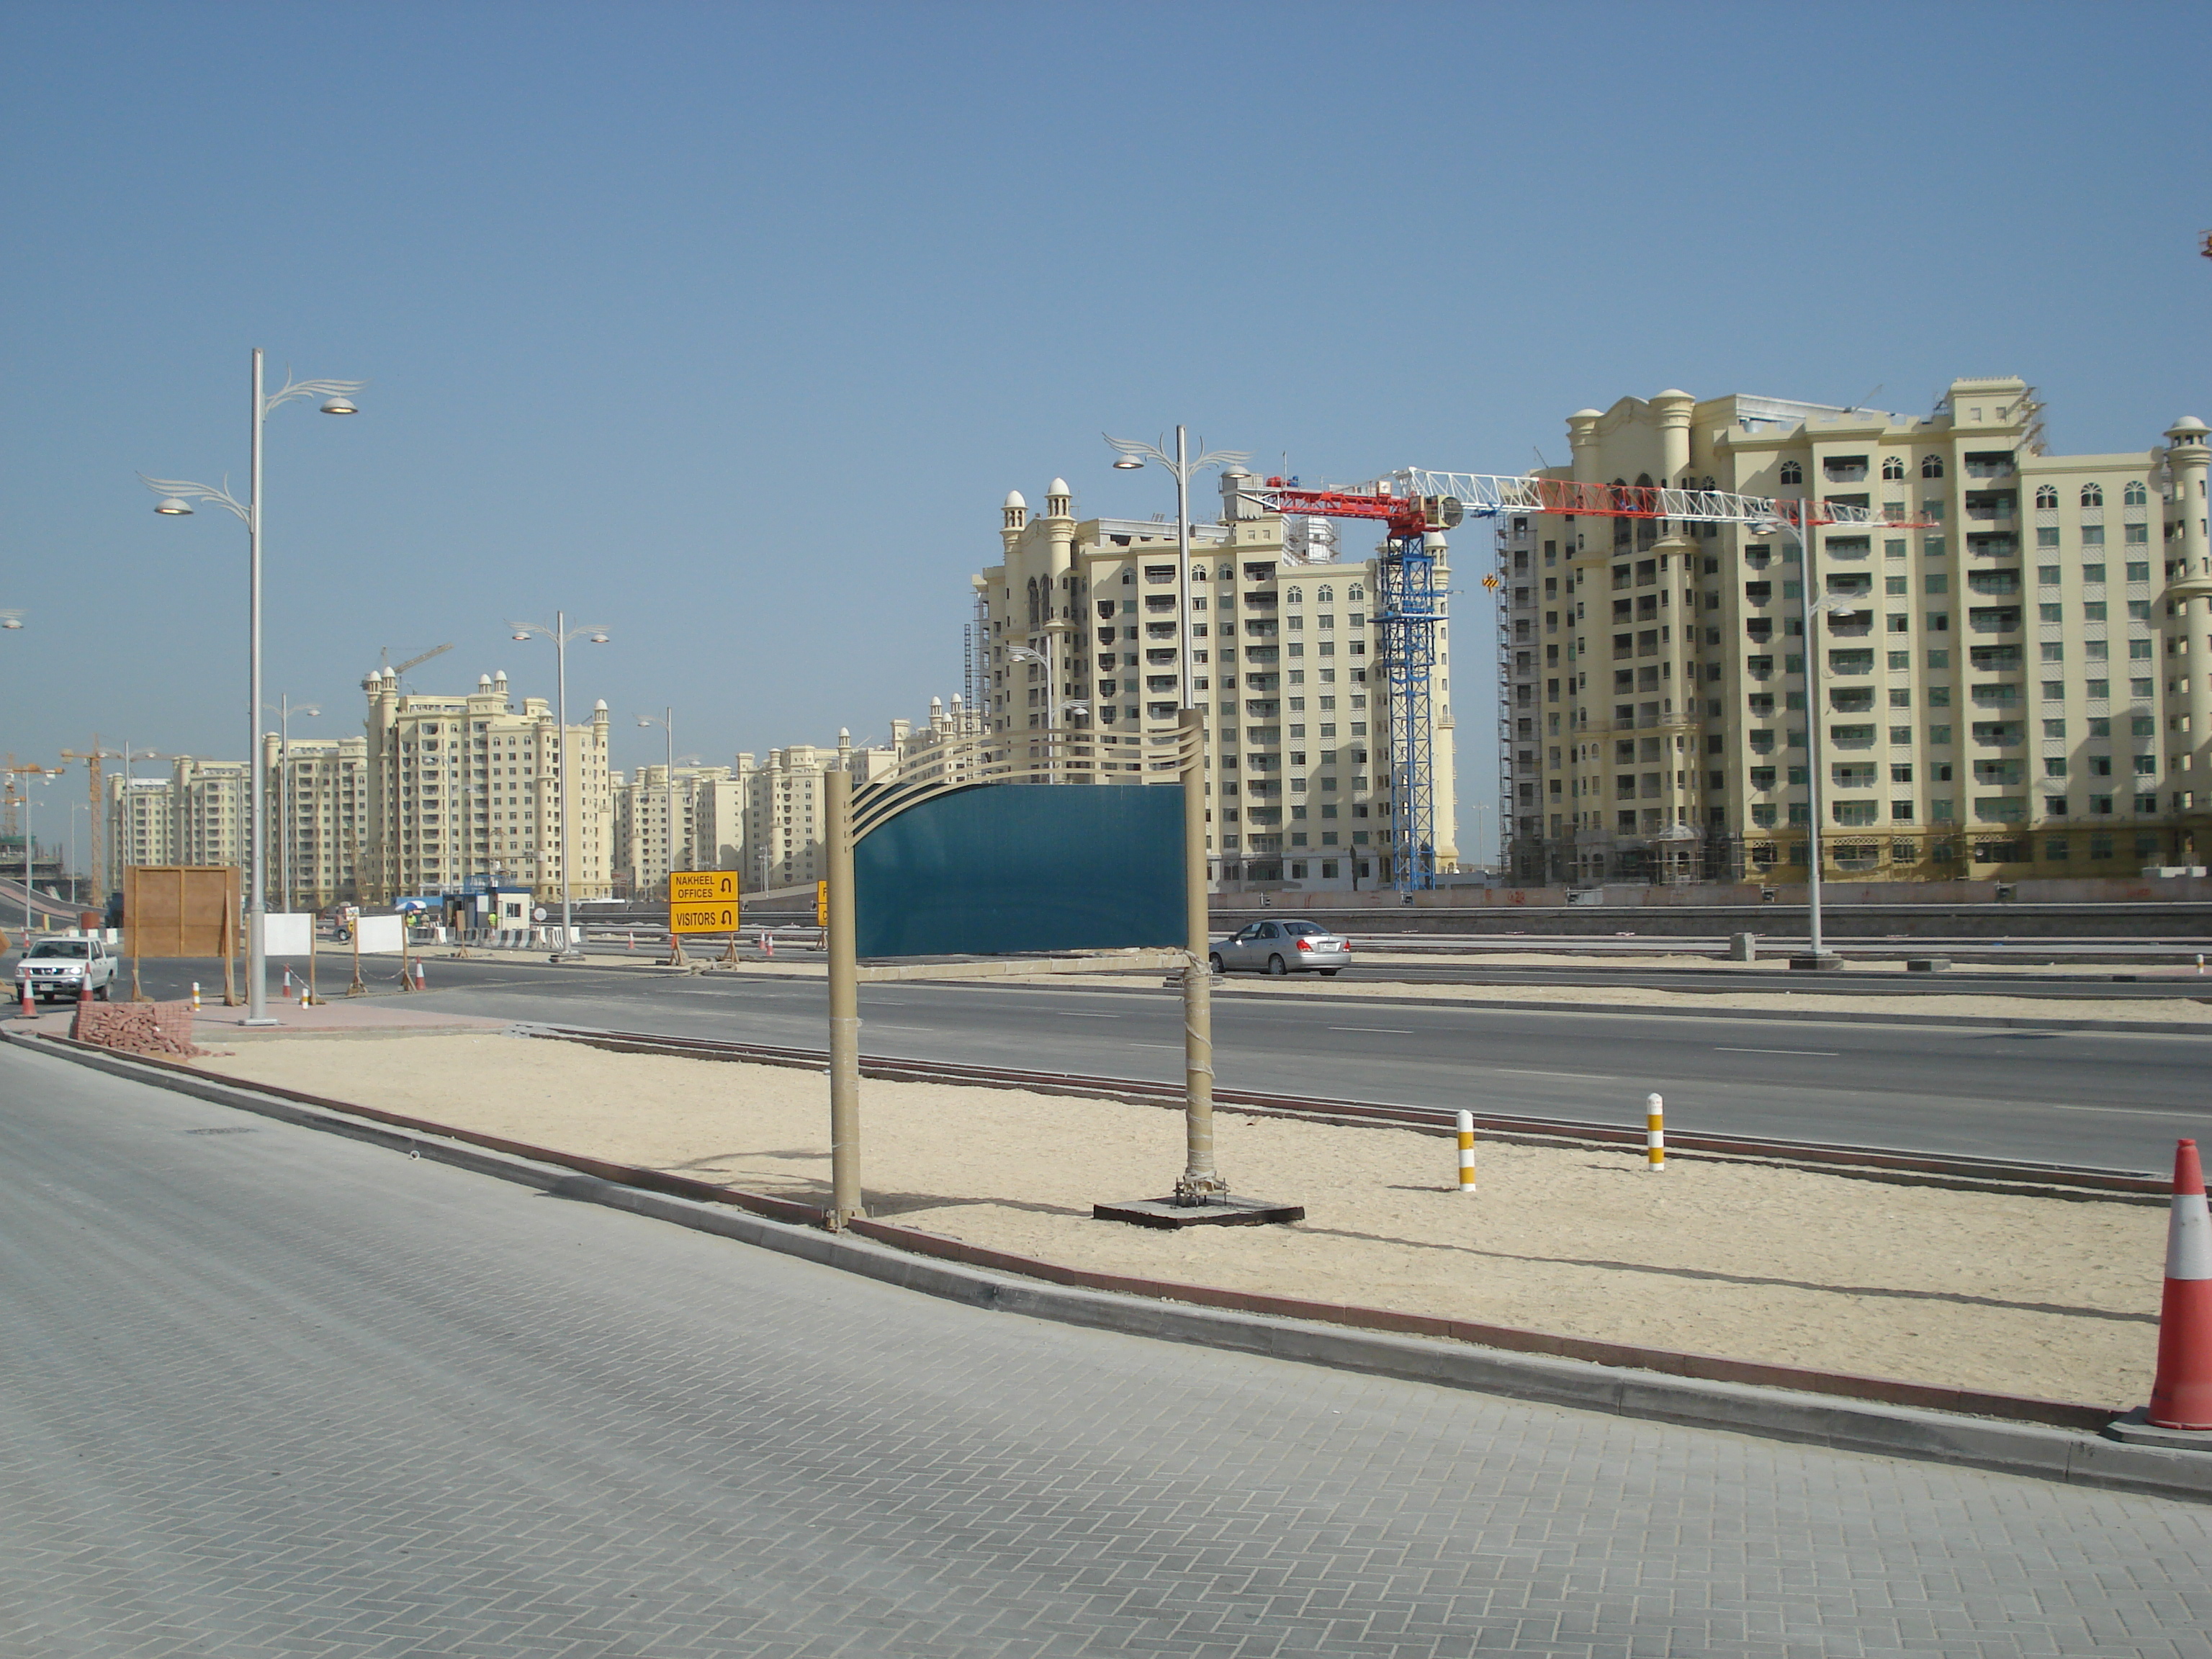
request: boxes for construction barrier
[1646,1092,1665,1172]
[1455,1110,1475,1194]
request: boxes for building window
[1779,460,1802,485]
[2035,485,2058,509]
[1882,456,1905,480]
[2125,481,2148,506]
[1922,455,1944,479]
[2081,483,2104,508]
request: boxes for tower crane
[380,642,454,691]
[1238,470,1918,891]
[58,739,120,901]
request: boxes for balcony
[1967,609,2022,634]
[1827,724,1877,750]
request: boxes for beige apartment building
[972,477,1457,890]
[105,756,250,889]
[613,763,747,898]
[1501,378,2212,884]
[360,667,614,902]
[108,773,177,876]
[261,732,370,909]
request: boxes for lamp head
[588,631,609,644]
[154,497,194,516]
[319,397,358,415]
[512,630,532,642]
[0,619,20,631]
[1112,454,1144,470]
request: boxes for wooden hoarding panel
[123,866,239,958]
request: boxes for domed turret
[1046,478,1071,518]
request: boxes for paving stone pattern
[1,1045,2208,1659]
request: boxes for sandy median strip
[196,1032,2164,1408]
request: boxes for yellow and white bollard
[1455,1110,1476,1194]
[1645,1092,1665,1172]
[189,981,201,1012]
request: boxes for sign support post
[1177,708,1221,1203]
[825,767,863,1228]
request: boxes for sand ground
[197,1031,2164,1408]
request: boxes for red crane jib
[1263,482,1431,538]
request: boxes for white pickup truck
[15,937,118,1004]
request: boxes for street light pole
[1757,503,1851,968]
[511,613,610,958]
[637,709,675,896]
[1106,428,1251,719]
[143,350,362,1024]
[271,697,319,914]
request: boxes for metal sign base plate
[1092,1195,1305,1230]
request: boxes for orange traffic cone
[19,979,33,1018]
[2149,1138,2212,1431]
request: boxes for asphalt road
[5,1043,2207,1659]
[81,952,2212,1176]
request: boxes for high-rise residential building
[360,667,614,902]
[613,762,749,897]
[971,476,1457,890]
[107,773,177,878]
[261,732,370,909]
[169,757,251,871]
[1500,379,2212,884]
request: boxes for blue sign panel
[855,783,1184,959]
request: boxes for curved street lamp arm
[140,473,250,522]
[263,373,369,416]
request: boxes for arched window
[1348,583,1365,600]
[1779,460,1802,485]
[1285,586,1303,605]
[1701,476,1715,490]
[1921,455,1944,478]
[1318,585,1334,603]
[2081,483,2104,508]
[1190,564,1207,582]
[1025,577,1040,626]
[1218,563,1233,580]
[2125,480,2148,505]
[2035,485,2057,509]
[1881,456,1905,480]
[1635,472,1654,487]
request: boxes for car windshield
[1282,922,1331,937]
[28,941,89,958]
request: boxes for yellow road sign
[669,870,739,904]
[816,880,829,926]
[669,902,740,935]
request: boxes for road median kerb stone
[11,1024,2210,1505]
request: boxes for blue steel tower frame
[1376,530,1441,891]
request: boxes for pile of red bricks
[69,999,207,1058]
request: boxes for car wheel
[1267,954,1287,976]
[1318,968,1340,977]
[1208,953,1224,974]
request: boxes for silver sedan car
[1209,919,1352,977]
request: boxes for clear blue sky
[3,1,2205,863]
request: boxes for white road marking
[1713,1046,1841,1057]
[1329,1025,1414,1034]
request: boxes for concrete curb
[11,1028,2209,1506]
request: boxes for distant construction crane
[58,738,120,900]
[380,642,454,691]
[1237,472,1921,891]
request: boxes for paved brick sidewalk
[1,1041,2206,1658]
